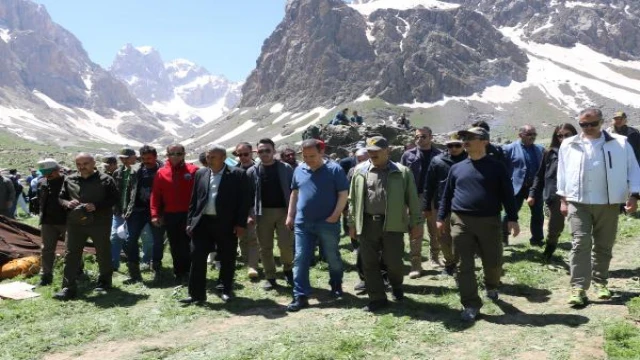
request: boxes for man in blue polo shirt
[286,139,349,312]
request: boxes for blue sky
[34,1,287,82]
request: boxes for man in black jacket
[608,111,640,166]
[423,133,467,276]
[36,158,67,286]
[180,144,250,305]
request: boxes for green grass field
[2,207,640,359]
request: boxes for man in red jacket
[151,144,198,283]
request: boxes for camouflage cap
[613,111,627,119]
[458,127,490,141]
[445,132,463,144]
[365,136,389,151]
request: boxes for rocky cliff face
[241,0,528,110]
[0,0,166,144]
[110,46,242,125]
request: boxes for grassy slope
[1,207,640,359]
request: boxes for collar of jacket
[357,160,400,175]
[568,131,614,145]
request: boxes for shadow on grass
[403,283,455,296]
[378,297,475,331]
[499,283,551,303]
[502,247,543,264]
[82,287,150,308]
[599,290,640,306]
[202,298,289,319]
[483,299,589,327]
[610,268,640,280]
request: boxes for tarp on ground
[0,215,95,266]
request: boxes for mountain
[184,0,640,154]
[0,0,170,145]
[110,45,242,127]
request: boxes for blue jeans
[125,210,165,265]
[293,221,343,297]
[110,215,126,270]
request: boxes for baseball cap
[458,127,490,141]
[37,158,60,175]
[613,111,627,119]
[118,147,136,158]
[445,132,463,144]
[365,136,389,151]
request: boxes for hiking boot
[409,258,423,279]
[594,284,612,300]
[53,287,76,301]
[486,289,499,301]
[430,255,441,268]
[262,279,277,290]
[442,265,456,276]
[354,281,366,292]
[123,262,142,285]
[362,299,389,312]
[284,270,294,286]
[94,279,112,292]
[331,284,344,299]
[38,273,53,287]
[286,296,309,312]
[530,239,545,248]
[247,268,259,280]
[461,307,479,322]
[568,288,588,306]
[392,288,405,302]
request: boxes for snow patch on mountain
[348,0,459,16]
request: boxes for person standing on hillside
[54,153,119,300]
[286,139,349,312]
[234,142,260,279]
[502,125,545,247]
[437,127,519,322]
[123,145,166,283]
[36,159,67,287]
[557,108,640,306]
[110,147,139,272]
[607,111,640,166]
[246,138,295,289]
[400,126,441,278]
[180,144,249,305]
[349,136,423,312]
[151,144,198,284]
[528,123,578,262]
[423,132,467,276]
[0,174,15,217]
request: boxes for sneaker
[486,289,499,301]
[568,288,588,306]
[247,268,259,279]
[286,296,309,312]
[53,287,76,301]
[442,265,456,276]
[461,307,479,322]
[430,258,442,268]
[354,281,366,292]
[408,270,421,279]
[530,239,545,247]
[594,284,612,300]
[392,288,405,302]
[94,280,112,292]
[331,284,344,299]
[262,279,277,290]
[362,299,389,312]
[38,274,53,287]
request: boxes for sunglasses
[556,133,572,139]
[446,143,463,149]
[257,149,272,154]
[521,132,537,137]
[168,152,184,157]
[283,153,295,158]
[579,121,601,128]
[236,152,251,157]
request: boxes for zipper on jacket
[607,151,612,169]
[602,148,611,204]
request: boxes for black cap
[118,147,136,158]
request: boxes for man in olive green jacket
[348,136,424,312]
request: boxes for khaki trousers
[451,213,502,309]
[360,216,404,301]
[41,224,66,275]
[256,208,294,279]
[239,222,259,270]
[568,202,619,290]
[439,215,456,268]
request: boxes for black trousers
[188,215,238,300]
[164,212,191,277]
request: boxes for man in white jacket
[557,108,640,306]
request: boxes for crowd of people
[2,107,639,323]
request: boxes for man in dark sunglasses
[150,143,198,284]
[557,108,640,307]
[233,142,259,279]
[607,111,640,166]
[502,125,545,247]
[423,133,467,276]
[400,126,442,278]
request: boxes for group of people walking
[15,107,640,323]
